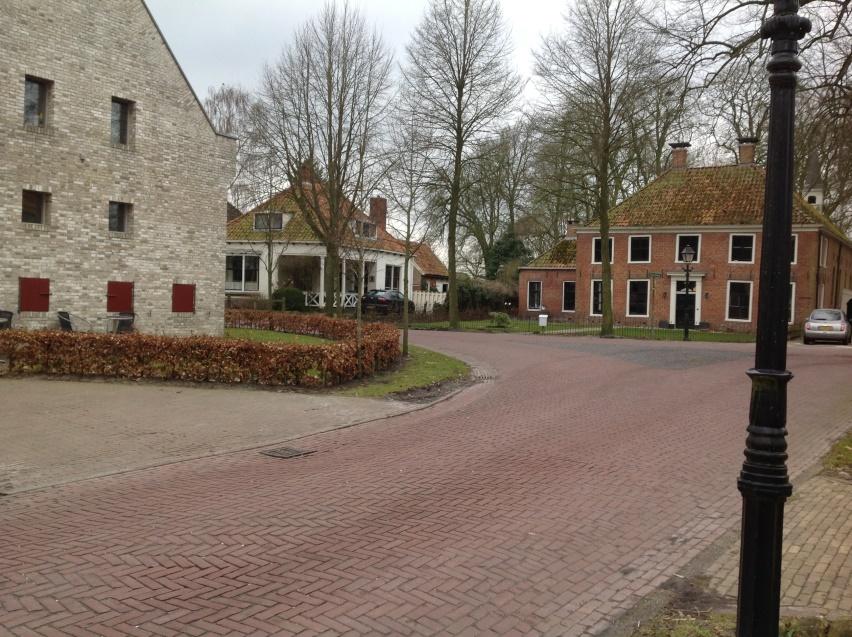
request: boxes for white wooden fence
[412,291,447,314]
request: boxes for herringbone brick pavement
[1,334,850,636]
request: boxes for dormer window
[353,220,377,239]
[254,212,283,231]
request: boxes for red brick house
[519,140,852,331]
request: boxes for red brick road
[2,334,851,636]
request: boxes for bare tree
[385,114,440,356]
[204,84,257,211]
[255,1,393,316]
[535,0,663,337]
[243,156,291,302]
[402,0,523,328]
[656,0,851,92]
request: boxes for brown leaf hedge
[0,310,401,387]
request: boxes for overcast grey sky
[145,0,567,102]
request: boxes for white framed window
[726,280,753,322]
[818,283,825,308]
[254,212,283,231]
[729,234,756,263]
[819,236,827,267]
[626,279,650,317]
[791,234,798,265]
[385,265,401,291]
[562,281,576,312]
[226,255,260,292]
[675,234,701,263]
[528,280,542,310]
[788,282,795,325]
[590,279,613,316]
[628,235,651,263]
[592,237,614,264]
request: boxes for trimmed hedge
[0,310,401,387]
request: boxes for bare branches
[254,1,393,314]
[402,0,522,327]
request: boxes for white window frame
[818,283,825,308]
[562,281,576,313]
[675,234,702,263]
[725,280,753,322]
[590,279,613,317]
[226,254,260,292]
[592,237,614,264]
[627,235,652,264]
[384,264,401,291]
[527,280,542,310]
[819,236,827,267]
[728,233,756,264]
[626,279,651,318]
[254,212,283,231]
[791,234,798,265]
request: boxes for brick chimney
[737,136,758,165]
[369,197,387,232]
[298,162,315,183]
[669,142,691,169]
[564,219,577,241]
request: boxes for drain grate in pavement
[260,447,316,460]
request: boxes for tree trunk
[324,245,339,316]
[402,253,410,357]
[599,156,614,338]
[355,254,364,377]
[448,143,463,329]
[267,236,275,307]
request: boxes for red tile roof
[226,186,406,255]
[599,164,848,244]
[523,239,577,269]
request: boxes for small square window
[111,98,133,145]
[24,76,51,127]
[254,212,283,231]
[22,190,49,224]
[677,235,700,262]
[629,236,651,263]
[730,235,755,262]
[109,201,131,233]
[528,281,542,310]
[593,237,614,264]
[562,281,575,312]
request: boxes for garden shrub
[488,312,512,328]
[0,310,400,388]
[272,287,306,312]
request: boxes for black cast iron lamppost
[681,245,695,341]
[736,2,810,636]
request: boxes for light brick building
[520,140,852,331]
[1,0,235,335]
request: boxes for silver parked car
[803,309,850,345]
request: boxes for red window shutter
[19,277,50,312]
[172,283,196,313]
[107,281,134,313]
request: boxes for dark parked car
[803,308,850,345]
[361,290,415,314]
